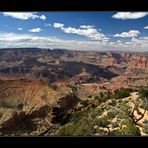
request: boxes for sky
[0,12,148,51]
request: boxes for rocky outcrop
[0,80,80,135]
[0,109,26,131]
[129,54,148,68]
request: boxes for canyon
[0,48,148,136]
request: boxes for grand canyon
[0,11,148,136]
[0,48,148,136]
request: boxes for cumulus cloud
[53,23,109,41]
[17,28,23,31]
[40,15,46,20]
[3,12,46,20]
[144,26,148,29]
[0,32,148,52]
[114,30,140,38]
[29,27,42,32]
[112,12,148,20]
[80,25,94,29]
[53,23,64,28]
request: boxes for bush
[94,107,103,116]
[80,100,89,107]
[139,87,148,99]
[143,120,148,124]
[112,122,119,129]
[110,100,117,106]
[97,117,110,128]
[113,121,141,136]
[90,103,97,108]
[95,91,113,103]
[58,122,94,136]
[88,95,92,98]
[99,92,104,98]
[142,125,148,134]
[107,111,116,119]
[58,123,77,136]
[114,88,131,99]
[70,110,86,123]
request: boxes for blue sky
[0,12,148,51]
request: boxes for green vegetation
[113,121,141,136]
[95,91,113,103]
[108,99,117,106]
[139,87,148,100]
[97,117,110,128]
[52,87,148,136]
[114,88,131,99]
[107,111,116,119]
[139,87,148,110]
[143,120,148,124]
[142,125,148,134]
[80,100,89,107]
[112,122,119,129]
[58,123,94,136]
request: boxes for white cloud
[80,25,94,29]
[0,32,148,52]
[3,12,46,20]
[53,23,109,41]
[17,28,23,31]
[114,30,140,38]
[40,15,46,20]
[112,12,148,20]
[29,27,42,32]
[144,26,148,29]
[53,23,64,28]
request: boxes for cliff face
[101,52,148,69]
[128,54,148,68]
[0,48,148,89]
[0,80,79,135]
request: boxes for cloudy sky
[0,12,148,51]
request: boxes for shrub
[88,95,92,98]
[113,121,141,136]
[95,96,103,103]
[90,103,97,108]
[97,117,110,128]
[139,87,148,99]
[142,125,148,134]
[112,122,119,129]
[114,88,131,99]
[107,111,116,119]
[80,100,89,107]
[143,120,148,124]
[58,123,77,136]
[94,107,103,116]
[58,122,94,136]
[99,92,104,98]
[110,100,117,106]
[70,110,86,123]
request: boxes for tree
[126,87,148,125]
[114,88,131,99]
[120,87,148,126]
